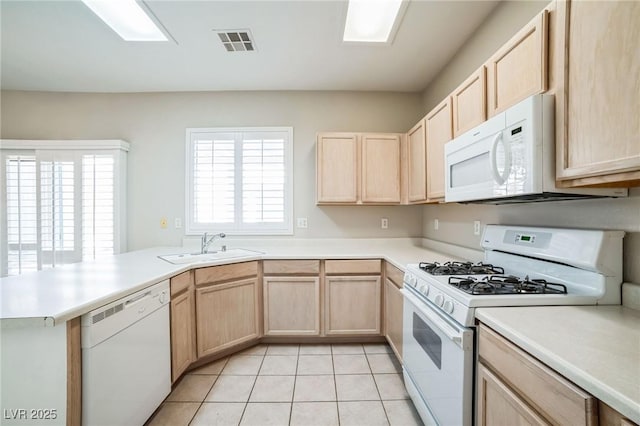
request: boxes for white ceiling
[0,0,499,93]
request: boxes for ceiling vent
[216,30,256,52]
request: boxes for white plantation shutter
[5,155,38,275]
[187,127,293,235]
[39,153,81,269]
[193,135,235,224]
[82,154,115,260]
[1,140,127,277]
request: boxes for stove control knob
[443,300,454,314]
[422,284,429,296]
[434,294,444,307]
[410,276,418,286]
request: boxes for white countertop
[0,238,464,326]
[476,306,640,424]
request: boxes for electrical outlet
[175,218,182,229]
[381,218,389,229]
[434,219,439,230]
[474,220,481,236]
[160,217,168,229]
[296,218,308,228]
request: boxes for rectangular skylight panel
[82,0,167,41]
[343,0,404,43]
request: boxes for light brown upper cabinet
[425,97,453,201]
[361,134,402,203]
[452,67,487,138]
[406,120,428,203]
[553,0,640,186]
[316,132,402,205]
[316,133,359,203]
[486,10,548,117]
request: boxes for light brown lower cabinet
[325,275,381,335]
[263,276,320,336]
[478,323,598,425]
[170,271,196,383]
[477,362,550,426]
[384,277,403,360]
[170,289,195,382]
[195,276,260,358]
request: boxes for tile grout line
[364,350,392,426]
[237,350,267,425]
[287,345,300,425]
[330,344,342,426]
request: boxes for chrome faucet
[201,232,226,253]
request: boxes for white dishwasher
[81,280,171,426]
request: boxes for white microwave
[444,94,627,203]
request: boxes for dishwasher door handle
[125,291,151,306]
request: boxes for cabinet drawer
[195,261,259,286]
[384,261,404,288]
[263,260,320,275]
[478,324,597,425]
[170,270,192,296]
[325,259,381,275]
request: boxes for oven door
[402,287,474,426]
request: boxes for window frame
[185,127,294,236]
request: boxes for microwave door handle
[489,132,512,185]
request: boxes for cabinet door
[263,277,320,336]
[554,1,640,185]
[325,276,381,335]
[452,67,487,137]
[407,120,428,202]
[170,290,195,383]
[425,97,453,200]
[195,278,259,358]
[477,363,550,426]
[384,278,403,360]
[478,324,598,425]
[316,133,359,203]
[361,134,401,203]
[486,10,548,117]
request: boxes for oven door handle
[403,288,466,348]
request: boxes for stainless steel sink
[158,248,262,265]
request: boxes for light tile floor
[147,343,423,426]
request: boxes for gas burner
[470,282,496,295]
[448,275,568,295]
[483,275,521,285]
[420,261,504,276]
[518,276,568,295]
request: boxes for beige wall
[422,0,548,112]
[1,90,425,250]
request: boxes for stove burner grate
[448,275,568,295]
[419,261,504,276]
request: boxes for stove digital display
[516,233,535,243]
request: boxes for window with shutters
[186,127,293,235]
[0,140,127,277]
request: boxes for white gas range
[401,225,625,426]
